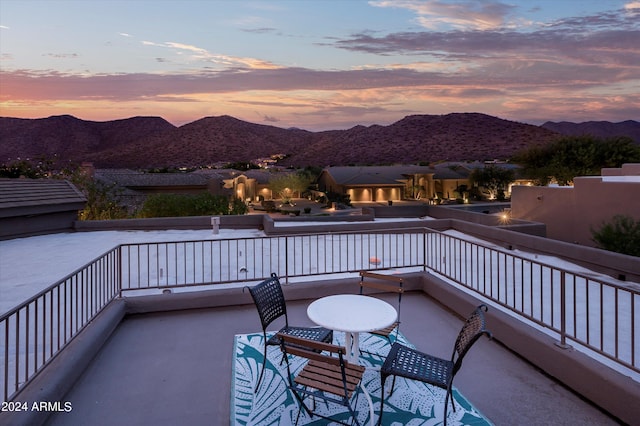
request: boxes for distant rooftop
[0,178,86,217]
[95,170,209,188]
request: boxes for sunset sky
[1,0,639,131]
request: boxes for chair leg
[292,391,312,426]
[443,386,456,426]
[447,385,456,412]
[294,407,302,426]
[378,374,388,426]
[347,393,362,426]
[443,408,447,426]
[389,375,397,396]
[255,343,268,392]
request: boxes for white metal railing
[1,248,120,403]
[425,232,638,375]
[2,228,637,403]
[118,232,426,290]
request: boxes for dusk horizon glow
[1,0,639,131]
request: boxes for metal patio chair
[378,304,492,426]
[279,333,368,426]
[245,273,333,392]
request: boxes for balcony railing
[2,228,637,403]
[119,232,426,290]
[427,232,637,370]
[1,248,120,404]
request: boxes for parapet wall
[72,211,637,282]
[74,214,264,231]
[447,219,640,282]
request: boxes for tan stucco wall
[511,174,640,246]
[602,163,640,176]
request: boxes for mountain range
[541,120,640,142]
[1,113,638,169]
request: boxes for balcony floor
[46,292,617,426]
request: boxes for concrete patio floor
[44,292,618,426]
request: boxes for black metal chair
[279,333,367,426]
[358,271,404,345]
[378,304,492,426]
[245,273,333,392]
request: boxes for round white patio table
[307,294,397,364]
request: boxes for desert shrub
[591,215,640,257]
[138,193,232,217]
[229,197,248,215]
[325,191,351,207]
[262,200,277,213]
[78,179,129,220]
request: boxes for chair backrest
[450,304,492,376]
[279,333,346,368]
[359,271,404,317]
[247,273,288,331]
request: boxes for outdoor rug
[232,331,492,425]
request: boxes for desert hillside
[542,120,640,143]
[1,113,636,168]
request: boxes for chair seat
[279,334,367,426]
[267,326,333,346]
[370,321,399,337]
[295,360,366,399]
[381,342,453,388]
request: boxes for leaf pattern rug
[232,331,492,425]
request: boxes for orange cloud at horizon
[1,67,638,131]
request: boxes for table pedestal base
[344,332,360,364]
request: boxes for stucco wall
[511,177,640,246]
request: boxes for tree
[591,215,640,257]
[514,136,640,185]
[268,172,314,202]
[60,165,130,220]
[469,166,515,200]
[76,178,129,220]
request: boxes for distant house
[93,163,528,212]
[0,178,86,239]
[430,163,473,200]
[316,166,413,203]
[316,164,481,203]
[195,168,275,202]
[96,168,282,211]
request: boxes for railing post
[117,246,122,297]
[284,236,289,284]
[423,228,427,271]
[555,271,571,349]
